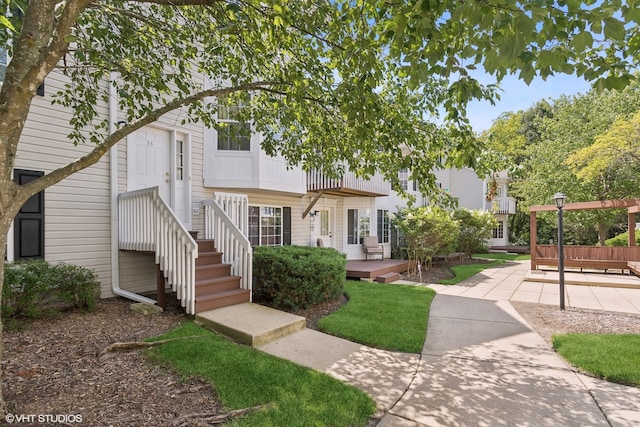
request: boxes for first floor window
[249,206,282,246]
[347,208,370,244]
[492,220,504,239]
[377,209,390,243]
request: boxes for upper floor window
[398,168,409,191]
[0,47,8,83]
[217,95,250,151]
[176,140,184,181]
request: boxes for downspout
[109,73,156,304]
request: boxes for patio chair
[362,236,384,261]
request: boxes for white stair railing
[118,187,198,314]
[204,192,252,297]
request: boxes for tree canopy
[482,80,640,244]
[2,0,640,204]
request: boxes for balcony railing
[487,197,517,214]
[307,170,390,196]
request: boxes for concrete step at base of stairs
[195,302,306,347]
[195,289,251,312]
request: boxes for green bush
[605,229,640,246]
[453,208,498,258]
[3,260,100,319]
[252,246,346,311]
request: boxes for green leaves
[3,0,640,207]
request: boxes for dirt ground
[3,261,640,426]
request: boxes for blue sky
[466,73,593,133]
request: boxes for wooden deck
[346,259,409,279]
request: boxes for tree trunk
[597,221,609,246]
[0,216,13,416]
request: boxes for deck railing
[307,169,390,196]
[204,192,252,296]
[118,187,198,314]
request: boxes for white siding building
[8,67,514,313]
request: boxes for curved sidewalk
[381,261,640,426]
[260,261,640,426]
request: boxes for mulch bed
[3,298,223,427]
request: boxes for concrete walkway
[259,261,640,426]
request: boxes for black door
[13,169,45,259]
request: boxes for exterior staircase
[194,238,251,313]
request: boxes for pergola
[529,198,640,272]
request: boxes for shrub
[605,229,640,246]
[3,260,100,319]
[453,208,498,258]
[252,246,346,311]
[389,206,459,273]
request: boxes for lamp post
[553,192,567,310]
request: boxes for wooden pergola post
[530,211,537,270]
[630,211,637,247]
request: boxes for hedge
[252,246,346,311]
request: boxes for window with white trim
[176,140,184,180]
[377,209,390,243]
[347,208,370,244]
[217,96,250,151]
[248,205,282,246]
[492,220,504,239]
[398,168,409,191]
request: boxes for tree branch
[19,81,292,197]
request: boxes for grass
[552,333,640,387]
[473,252,531,261]
[318,280,435,353]
[438,259,504,285]
[147,322,376,426]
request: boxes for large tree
[511,82,640,244]
[1,0,639,413]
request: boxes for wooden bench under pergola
[529,198,640,275]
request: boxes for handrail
[204,193,252,297]
[118,187,198,314]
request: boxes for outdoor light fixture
[554,192,567,209]
[553,192,567,310]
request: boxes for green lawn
[147,322,376,426]
[553,333,640,387]
[318,280,435,353]
[438,260,504,285]
[473,253,531,261]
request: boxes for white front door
[131,128,171,199]
[128,127,191,227]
